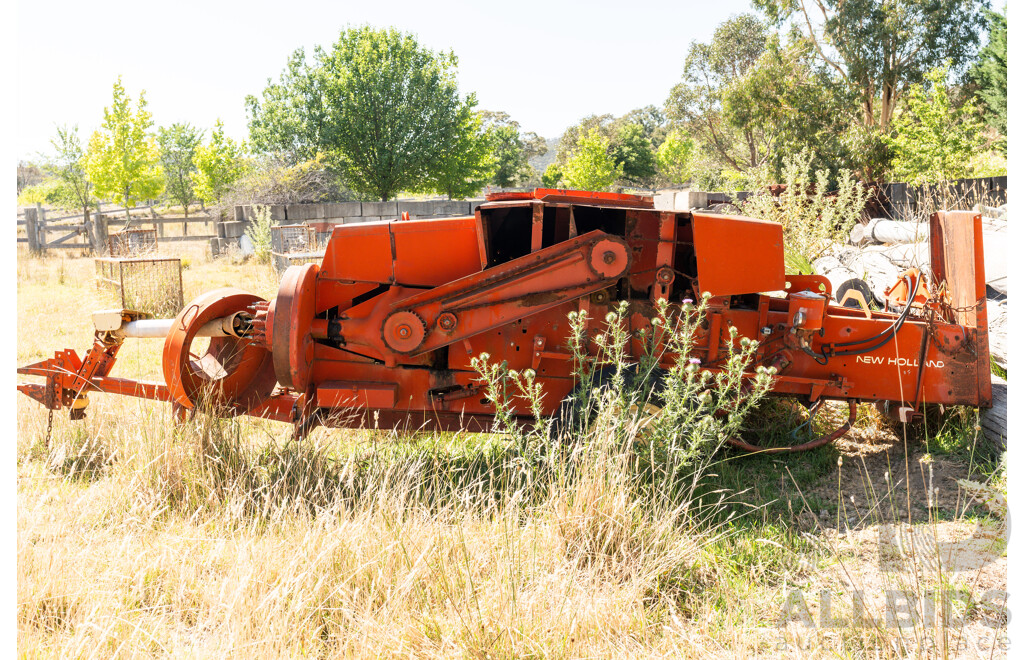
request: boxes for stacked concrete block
[432,200,472,216]
[219,221,247,239]
[285,204,325,222]
[209,237,233,258]
[235,204,287,223]
[396,200,437,217]
[362,201,398,218]
[231,198,488,239]
[323,202,363,219]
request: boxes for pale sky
[15,0,753,161]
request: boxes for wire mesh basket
[271,225,318,254]
[271,224,324,274]
[95,257,184,318]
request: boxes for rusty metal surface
[18,189,994,450]
[271,264,319,390]
[162,288,276,413]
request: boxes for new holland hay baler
[18,189,992,452]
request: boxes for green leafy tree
[971,6,1007,144]
[246,27,470,201]
[619,105,668,149]
[424,106,495,199]
[192,120,247,204]
[45,125,94,222]
[479,111,548,188]
[481,113,529,188]
[16,179,75,208]
[752,0,987,176]
[85,77,164,220]
[721,36,861,180]
[556,110,664,187]
[541,163,563,188]
[488,124,529,187]
[610,122,657,186]
[665,15,774,173]
[555,114,617,167]
[561,129,623,191]
[656,130,696,186]
[246,49,329,163]
[884,65,987,184]
[157,123,203,218]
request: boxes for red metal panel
[319,223,394,283]
[392,216,482,286]
[692,213,785,296]
[317,381,398,409]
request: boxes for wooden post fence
[35,203,47,255]
[24,207,40,254]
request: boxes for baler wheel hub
[162,288,276,414]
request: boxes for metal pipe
[118,312,250,339]
[725,400,858,454]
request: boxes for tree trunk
[879,82,895,130]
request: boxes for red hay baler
[18,189,993,452]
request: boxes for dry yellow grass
[16,244,1007,658]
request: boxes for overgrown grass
[16,248,1006,657]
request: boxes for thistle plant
[471,295,775,509]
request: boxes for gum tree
[752,0,987,132]
[664,14,771,172]
[45,125,94,224]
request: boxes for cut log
[981,374,1007,453]
[849,218,879,246]
[859,243,930,269]
[850,219,928,246]
[877,220,926,245]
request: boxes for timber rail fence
[17,202,216,254]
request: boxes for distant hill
[529,137,560,175]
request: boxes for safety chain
[45,409,53,451]
[946,301,985,313]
